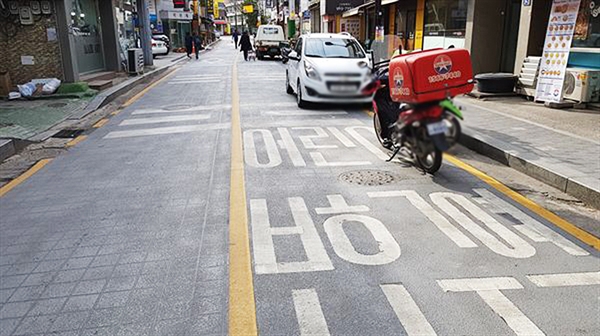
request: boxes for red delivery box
[389,48,474,104]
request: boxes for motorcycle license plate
[427,121,448,135]
[330,85,357,92]
[270,48,278,53]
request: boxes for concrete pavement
[0,40,598,335]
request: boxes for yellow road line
[65,135,87,148]
[93,118,109,128]
[228,55,258,335]
[122,68,178,108]
[0,159,52,198]
[364,108,374,117]
[445,154,600,250]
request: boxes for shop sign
[535,0,581,103]
[326,0,363,14]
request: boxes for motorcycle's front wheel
[415,148,443,174]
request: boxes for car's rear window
[262,27,281,34]
[304,38,366,59]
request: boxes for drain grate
[47,102,68,108]
[339,170,400,186]
[52,129,84,138]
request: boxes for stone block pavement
[455,96,600,209]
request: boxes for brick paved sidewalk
[455,96,600,209]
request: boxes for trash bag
[17,82,36,97]
[42,78,61,94]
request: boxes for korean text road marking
[381,284,437,336]
[119,115,211,126]
[527,271,600,287]
[292,289,331,336]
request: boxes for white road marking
[527,271,600,287]
[309,152,371,167]
[345,126,390,160]
[167,80,222,84]
[277,128,307,167]
[293,127,338,149]
[132,105,230,114]
[438,277,544,336]
[243,129,282,168]
[368,191,477,248]
[262,110,347,116]
[244,102,298,108]
[327,127,356,147]
[324,214,401,265]
[430,192,536,258]
[315,195,370,215]
[103,123,229,138]
[250,198,333,274]
[292,289,331,336]
[244,119,364,128]
[473,188,589,256]
[380,284,437,336]
[119,115,210,126]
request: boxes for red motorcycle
[363,46,474,174]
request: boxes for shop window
[424,0,467,49]
[573,0,600,48]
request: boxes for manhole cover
[339,170,400,186]
[47,102,68,108]
[52,129,84,138]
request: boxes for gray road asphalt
[0,41,598,336]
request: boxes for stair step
[88,80,113,91]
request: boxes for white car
[285,33,373,108]
[151,39,168,57]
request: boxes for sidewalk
[455,96,600,209]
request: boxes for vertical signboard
[535,0,581,103]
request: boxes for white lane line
[438,277,544,336]
[438,277,523,292]
[245,119,365,128]
[262,110,348,116]
[132,105,231,115]
[104,123,229,139]
[527,271,600,287]
[292,289,331,336]
[380,284,437,336]
[119,115,210,126]
[327,127,356,147]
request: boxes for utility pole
[137,0,153,66]
[234,0,238,31]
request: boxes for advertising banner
[535,0,581,103]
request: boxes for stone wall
[0,0,64,89]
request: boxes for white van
[254,25,286,60]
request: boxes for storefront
[69,0,106,74]
[423,0,467,49]
[570,0,600,68]
[114,0,137,66]
[159,10,192,49]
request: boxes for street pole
[192,0,199,35]
[234,0,238,31]
[137,0,153,66]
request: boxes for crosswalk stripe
[132,105,231,115]
[262,110,347,116]
[168,80,221,84]
[527,271,600,287]
[381,284,437,336]
[104,123,229,139]
[292,289,330,336]
[119,115,210,126]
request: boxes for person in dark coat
[239,31,252,61]
[232,29,239,49]
[184,32,193,59]
[193,33,202,59]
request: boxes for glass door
[71,0,105,74]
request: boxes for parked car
[254,24,286,60]
[285,33,373,108]
[152,34,171,53]
[151,39,168,57]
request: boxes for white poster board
[535,0,581,103]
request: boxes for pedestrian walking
[193,33,202,60]
[232,29,239,49]
[185,32,193,59]
[239,31,253,61]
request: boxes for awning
[213,19,227,25]
[342,1,373,18]
[382,0,400,5]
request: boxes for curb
[459,126,600,210]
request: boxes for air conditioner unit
[562,68,600,103]
[127,48,144,75]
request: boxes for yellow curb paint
[364,109,374,117]
[110,109,121,116]
[228,55,258,335]
[0,159,52,198]
[93,118,109,128]
[445,154,600,250]
[65,135,87,148]
[122,68,179,108]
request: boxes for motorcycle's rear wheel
[415,148,443,174]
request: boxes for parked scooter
[280,41,292,64]
[364,42,473,174]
